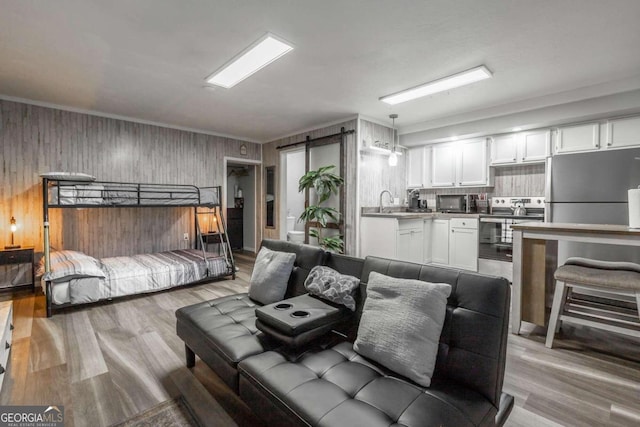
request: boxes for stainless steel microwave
[436,195,467,213]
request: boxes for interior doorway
[279,148,306,241]
[224,157,260,253]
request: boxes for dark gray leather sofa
[176,241,514,426]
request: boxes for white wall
[285,150,306,231]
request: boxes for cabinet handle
[4,341,9,350]
[462,222,466,226]
[0,365,4,375]
[458,182,462,185]
[512,158,517,161]
[9,324,13,331]
[451,229,455,233]
[522,157,525,161]
[607,142,612,146]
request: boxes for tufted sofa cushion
[239,342,497,427]
[176,293,274,391]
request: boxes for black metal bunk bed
[42,177,235,317]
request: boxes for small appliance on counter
[436,194,481,213]
[408,189,420,209]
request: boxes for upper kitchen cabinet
[606,116,640,149]
[431,143,457,187]
[490,130,549,166]
[407,146,432,188]
[521,129,550,162]
[458,138,488,186]
[490,134,518,165]
[432,138,491,187]
[554,122,600,154]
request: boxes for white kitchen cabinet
[360,217,423,263]
[458,139,488,186]
[490,134,518,165]
[554,123,600,154]
[606,116,640,149]
[432,139,490,187]
[490,130,549,165]
[431,219,450,265]
[397,228,424,264]
[431,144,457,187]
[521,130,550,162]
[407,146,431,188]
[448,218,478,271]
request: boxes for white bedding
[44,249,230,306]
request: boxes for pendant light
[388,114,398,167]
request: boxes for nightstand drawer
[0,250,32,264]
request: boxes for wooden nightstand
[0,247,35,292]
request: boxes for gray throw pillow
[304,266,359,311]
[354,272,452,387]
[248,247,296,305]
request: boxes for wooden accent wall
[358,119,407,207]
[262,119,358,255]
[0,100,260,258]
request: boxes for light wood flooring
[1,252,639,427]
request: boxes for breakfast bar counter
[511,222,640,334]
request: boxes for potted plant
[298,165,344,253]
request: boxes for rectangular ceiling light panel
[207,34,293,88]
[380,65,492,105]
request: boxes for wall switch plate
[393,197,400,205]
[183,233,189,241]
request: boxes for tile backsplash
[416,163,545,209]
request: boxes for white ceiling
[1,0,640,142]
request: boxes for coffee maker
[408,189,420,209]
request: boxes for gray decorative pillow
[354,272,452,387]
[248,247,296,305]
[304,266,359,311]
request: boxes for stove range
[478,197,545,263]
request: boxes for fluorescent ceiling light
[380,66,492,105]
[206,33,293,88]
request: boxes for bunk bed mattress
[49,184,105,205]
[50,184,219,206]
[47,249,229,305]
[101,249,228,298]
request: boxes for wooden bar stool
[546,257,640,348]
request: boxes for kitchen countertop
[511,221,640,235]
[361,212,481,219]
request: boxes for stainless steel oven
[479,197,545,262]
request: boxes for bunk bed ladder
[194,207,236,279]
[194,209,209,276]
[215,206,236,278]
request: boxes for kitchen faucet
[379,190,393,213]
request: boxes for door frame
[223,156,262,253]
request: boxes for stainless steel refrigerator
[547,148,640,263]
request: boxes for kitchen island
[511,222,640,334]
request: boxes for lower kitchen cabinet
[431,219,450,265]
[449,218,478,271]
[360,217,423,263]
[397,226,423,264]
